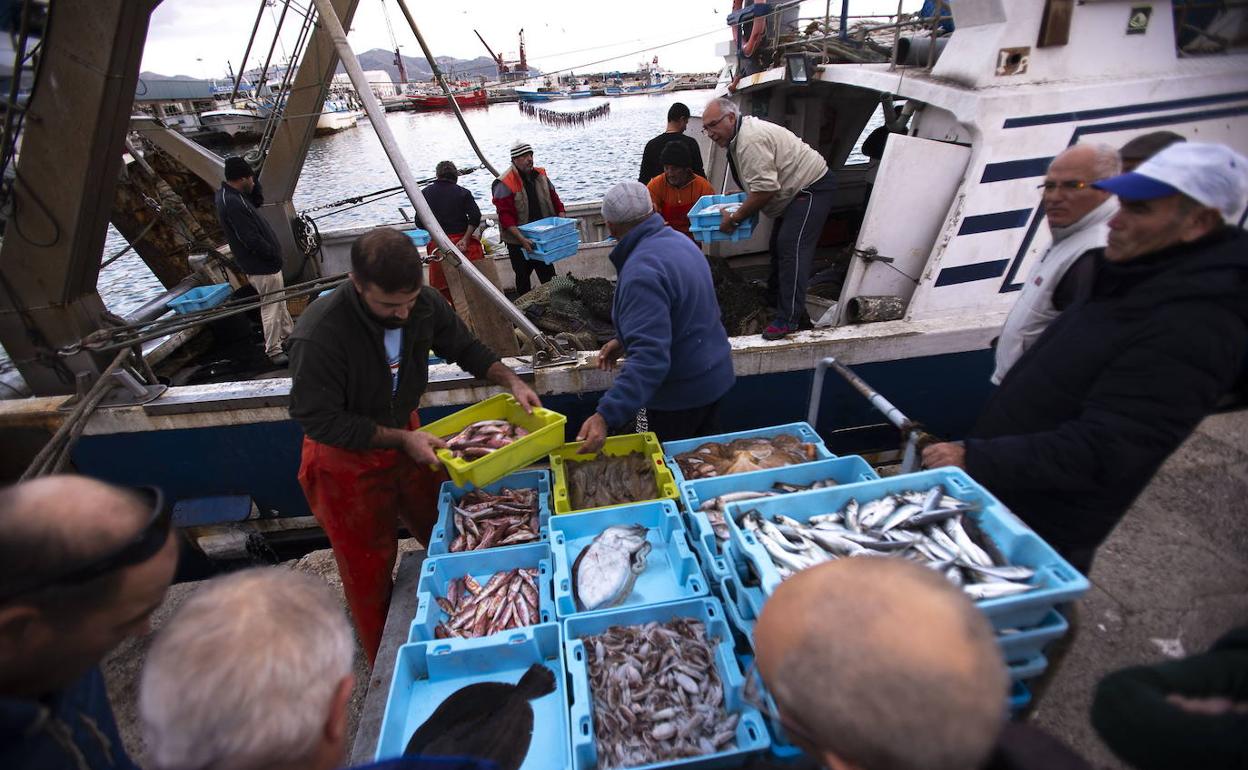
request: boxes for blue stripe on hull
[1002,91,1248,128]
[957,209,1033,235]
[980,157,1053,183]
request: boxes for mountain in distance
[138,71,202,82]
[345,48,538,84]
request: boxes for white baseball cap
[601,181,654,225]
[1094,141,1248,221]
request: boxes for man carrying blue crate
[701,97,837,340]
[214,156,294,366]
[288,227,541,666]
[575,182,735,452]
[491,140,567,296]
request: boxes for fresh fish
[673,433,819,479]
[572,525,651,611]
[943,517,994,567]
[567,452,656,510]
[962,581,1037,600]
[404,662,555,770]
[878,502,924,532]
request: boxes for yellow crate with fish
[548,432,678,515]
[420,393,567,489]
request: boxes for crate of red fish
[427,470,552,557]
[549,500,707,619]
[563,597,770,769]
[375,622,572,768]
[661,422,834,489]
[679,456,879,585]
[420,393,567,489]
[410,543,555,644]
[722,467,1090,631]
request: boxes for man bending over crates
[492,140,567,296]
[289,227,540,665]
[576,182,735,452]
[702,97,837,340]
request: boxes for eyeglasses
[741,659,822,752]
[0,485,172,604]
[702,114,731,133]
[1037,180,1093,192]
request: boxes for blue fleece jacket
[596,213,735,426]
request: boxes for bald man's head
[754,559,1007,770]
[0,475,179,697]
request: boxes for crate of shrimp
[427,470,552,557]
[721,467,1090,631]
[662,421,833,488]
[420,393,567,489]
[687,193,757,243]
[549,432,678,515]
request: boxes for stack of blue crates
[688,193,758,243]
[518,216,581,264]
[403,228,431,248]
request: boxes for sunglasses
[741,659,822,753]
[1037,180,1093,192]
[0,485,172,604]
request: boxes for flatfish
[403,662,556,770]
[572,524,651,611]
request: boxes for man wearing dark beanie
[214,156,293,366]
[647,141,714,239]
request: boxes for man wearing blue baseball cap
[923,142,1248,573]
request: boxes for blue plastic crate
[518,216,579,240]
[427,470,552,557]
[410,543,555,645]
[549,500,707,618]
[1009,681,1032,715]
[723,467,1090,631]
[733,652,805,761]
[663,422,834,489]
[687,194,757,243]
[997,609,1069,664]
[563,597,771,769]
[1010,652,1048,682]
[403,228,431,247]
[375,622,571,767]
[526,227,580,253]
[680,456,878,584]
[523,240,579,265]
[167,283,231,314]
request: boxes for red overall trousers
[297,415,446,666]
[427,233,485,308]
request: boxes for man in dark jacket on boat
[923,142,1248,573]
[215,156,294,366]
[576,182,734,451]
[0,475,179,770]
[638,102,706,184]
[421,160,484,308]
[491,140,566,296]
[289,227,539,665]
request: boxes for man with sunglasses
[0,475,178,769]
[991,143,1120,385]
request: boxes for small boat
[604,57,676,97]
[198,107,265,139]
[408,88,489,110]
[569,88,594,99]
[315,99,362,135]
[515,85,570,102]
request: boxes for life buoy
[732,0,767,58]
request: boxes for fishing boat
[314,98,363,135]
[604,57,676,96]
[516,77,571,102]
[198,107,266,139]
[1,1,1245,542]
[407,87,489,110]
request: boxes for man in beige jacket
[704,97,836,339]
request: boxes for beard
[363,307,407,329]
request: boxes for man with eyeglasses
[991,143,1121,385]
[0,475,179,769]
[702,97,836,340]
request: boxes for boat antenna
[393,0,500,178]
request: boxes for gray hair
[709,96,740,117]
[140,568,355,770]
[1058,142,1121,181]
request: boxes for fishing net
[514,275,616,348]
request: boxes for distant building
[332,70,397,99]
[133,77,218,133]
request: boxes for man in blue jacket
[576,181,735,451]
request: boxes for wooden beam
[1037,0,1075,48]
[440,255,521,357]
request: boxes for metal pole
[310,0,566,361]
[889,0,904,70]
[839,0,849,40]
[230,0,269,102]
[808,356,911,431]
[256,0,293,98]
[393,0,500,178]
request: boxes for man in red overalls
[421,160,486,307]
[289,227,540,665]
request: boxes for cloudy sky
[141,0,921,80]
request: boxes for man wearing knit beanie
[647,141,714,239]
[576,181,734,452]
[491,140,567,295]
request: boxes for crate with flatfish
[420,393,567,488]
[410,543,555,645]
[550,500,706,619]
[662,422,833,489]
[550,432,678,515]
[427,470,552,557]
[564,597,770,769]
[720,467,1090,632]
[375,621,572,769]
[679,456,878,584]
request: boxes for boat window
[1172,3,1248,55]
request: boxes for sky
[141,0,923,81]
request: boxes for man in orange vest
[646,142,714,240]
[491,140,567,295]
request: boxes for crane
[379,0,408,84]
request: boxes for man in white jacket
[992,144,1120,384]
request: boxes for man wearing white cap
[491,140,566,295]
[924,142,1248,573]
[576,181,735,452]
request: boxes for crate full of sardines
[420,393,567,488]
[375,622,572,768]
[721,467,1090,631]
[427,470,552,557]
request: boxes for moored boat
[407,87,489,110]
